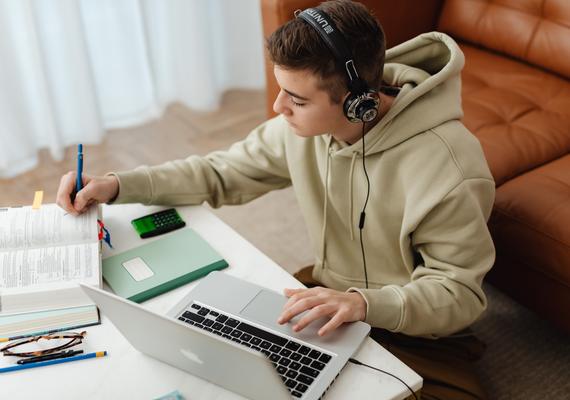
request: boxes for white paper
[122,257,154,282]
[0,204,98,250]
[0,243,100,290]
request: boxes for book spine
[128,260,228,303]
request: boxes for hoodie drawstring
[320,145,333,268]
[348,151,358,241]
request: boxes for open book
[0,204,102,338]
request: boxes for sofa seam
[492,207,570,249]
[523,0,545,59]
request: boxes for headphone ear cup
[343,91,380,123]
[343,93,361,123]
[358,97,379,122]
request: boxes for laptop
[80,271,370,399]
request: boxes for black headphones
[297,7,380,123]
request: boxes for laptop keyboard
[178,302,334,398]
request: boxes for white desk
[2,204,422,400]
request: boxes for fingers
[282,288,316,310]
[82,198,96,212]
[292,304,336,332]
[55,172,117,217]
[56,172,78,214]
[283,288,304,297]
[56,172,99,214]
[318,311,347,336]
[73,180,97,213]
[278,289,367,336]
[278,294,325,324]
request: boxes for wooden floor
[0,90,266,207]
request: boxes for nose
[273,90,292,116]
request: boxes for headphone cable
[349,358,419,399]
[359,122,370,289]
[355,124,416,398]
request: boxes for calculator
[131,208,186,239]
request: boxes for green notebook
[102,228,228,303]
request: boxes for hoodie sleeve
[110,117,292,207]
[351,177,495,338]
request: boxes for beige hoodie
[112,32,495,338]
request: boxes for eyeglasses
[0,331,86,358]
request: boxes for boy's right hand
[56,172,119,215]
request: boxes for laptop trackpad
[240,289,287,325]
[240,289,340,343]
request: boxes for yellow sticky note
[32,191,44,209]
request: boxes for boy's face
[273,66,349,139]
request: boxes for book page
[0,304,100,339]
[0,204,98,250]
[0,242,100,291]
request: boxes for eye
[290,98,306,107]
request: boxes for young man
[57,1,494,398]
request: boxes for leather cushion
[438,0,570,78]
[489,154,570,285]
[459,44,570,186]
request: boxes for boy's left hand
[277,287,366,336]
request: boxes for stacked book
[0,204,101,338]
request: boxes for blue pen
[0,351,107,373]
[76,144,84,193]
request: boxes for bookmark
[32,191,44,209]
[97,220,113,249]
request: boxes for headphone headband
[297,8,362,92]
[297,7,379,123]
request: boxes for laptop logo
[180,348,204,365]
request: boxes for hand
[56,172,119,215]
[277,287,366,336]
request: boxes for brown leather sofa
[261,0,570,333]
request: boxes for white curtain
[0,0,265,178]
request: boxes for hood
[316,32,466,255]
[327,31,465,156]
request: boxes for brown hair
[266,0,386,103]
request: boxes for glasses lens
[16,337,73,354]
[2,332,84,356]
